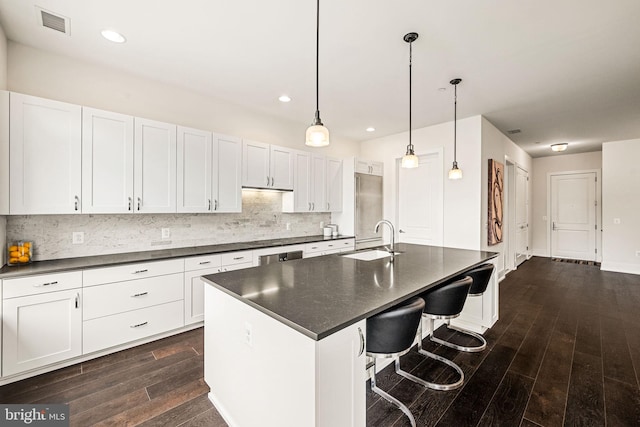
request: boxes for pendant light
[305,0,330,147]
[401,32,419,169]
[448,78,463,180]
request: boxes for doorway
[515,166,529,267]
[396,151,443,246]
[548,171,599,261]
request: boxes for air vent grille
[36,7,70,35]
[507,129,521,135]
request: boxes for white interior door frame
[503,156,516,275]
[546,169,601,261]
[514,163,530,267]
[394,148,444,246]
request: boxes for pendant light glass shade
[448,78,463,180]
[305,0,330,147]
[401,32,419,169]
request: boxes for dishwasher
[258,250,303,265]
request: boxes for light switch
[613,218,621,225]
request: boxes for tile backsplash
[6,190,330,261]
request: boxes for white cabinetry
[82,107,135,213]
[311,154,327,212]
[326,157,343,212]
[304,239,355,257]
[134,118,177,213]
[2,272,82,376]
[184,254,222,325]
[1,91,9,215]
[242,140,293,190]
[355,158,383,176]
[177,126,212,213]
[9,93,82,214]
[82,259,184,354]
[213,134,242,212]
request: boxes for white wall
[530,151,602,257]
[359,116,483,250]
[602,139,640,274]
[481,118,532,276]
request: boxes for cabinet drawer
[220,250,253,266]
[3,271,82,299]
[184,254,222,271]
[305,241,340,254]
[336,239,355,251]
[83,300,184,354]
[220,261,253,272]
[83,259,184,287]
[83,273,184,320]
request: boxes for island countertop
[202,243,498,340]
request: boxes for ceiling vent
[507,129,522,135]
[36,7,70,35]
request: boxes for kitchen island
[201,243,497,427]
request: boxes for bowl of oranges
[7,241,33,266]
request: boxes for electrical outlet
[286,222,291,231]
[72,232,84,244]
[161,228,170,239]
[244,322,253,347]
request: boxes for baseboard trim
[600,262,640,275]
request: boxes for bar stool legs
[394,319,465,391]
[368,358,416,427]
[430,320,487,352]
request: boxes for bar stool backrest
[366,297,425,355]
[465,263,495,296]
[421,276,473,317]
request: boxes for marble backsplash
[6,190,331,261]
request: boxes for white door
[311,154,326,212]
[270,145,294,190]
[515,166,529,266]
[10,93,82,214]
[82,107,134,214]
[242,140,270,188]
[3,289,82,376]
[397,152,443,245]
[326,157,343,212]
[134,118,177,213]
[550,172,597,261]
[213,134,243,213]
[177,126,212,213]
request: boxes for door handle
[128,197,132,211]
[399,229,406,233]
[208,199,212,211]
[137,197,141,211]
[74,195,80,211]
[214,199,218,210]
[358,327,365,356]
[552,222,556,231]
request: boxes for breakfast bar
[201,243,498,426]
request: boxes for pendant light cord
[315,0,320,115]
[453,82,457,163]
[409,39,413,150]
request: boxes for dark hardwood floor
[2,257,639,426]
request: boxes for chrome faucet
[374,220,395,262]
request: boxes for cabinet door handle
[233,256,245,260]
[327,202,330,210]
[34,281,58,288]
[75,293,80,309]
[131,292,148,297]
[199,261,211,265]
[308,202,311,211]
[128,197,132,211]
[267,176,270,186]
[271,176,274,187]
[214,199,218,211]
[74,195,79,211]
[130,321,148,329]
[208,199,212,211]
[358,327,365,356]
[132,269,148,274]
[137,197,141,211]
[552,222,556,231]
[312,202,315,210]
[399,229,406,233]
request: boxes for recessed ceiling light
[551,143,568,152]
[278,95,291,103]
[366,127,375,132]
[438,87,447,92]
[101,29,126,43]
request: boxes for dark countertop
[201,243,498,341]
[0,235,354,279]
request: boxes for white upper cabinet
[242,140,293,190]
[134,118,177,213]
[82,107,135,214]
[213,133,242,213]
[326,157,343,212]
[10,93,82,214]
[311,154,326,212]
[0,91,8,215]
[355,158,383,176]
[177,126,212,213]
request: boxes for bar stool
[430,263,494,353]
[395,276,472,391]
[367,296,425,427]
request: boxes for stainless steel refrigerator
[355,173,383,249]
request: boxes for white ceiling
[1,0,639,158]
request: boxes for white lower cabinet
[83,301,184,354]
[184,254,223,325]
[304,239,355,258]
[2,272,83,377]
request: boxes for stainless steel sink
[341,249,400,261]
